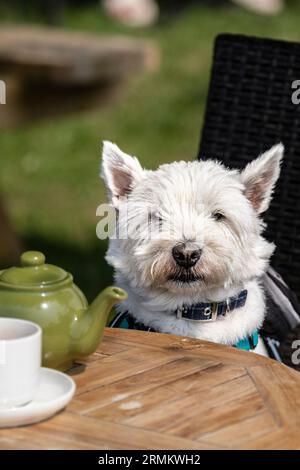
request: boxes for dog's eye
[212,212,225,221]
[156,216,163,228]
[154,212,163,221]
[150,213,163,225]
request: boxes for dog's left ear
[240,143,284,214]
[101,141,144,206]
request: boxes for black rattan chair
[199,33,300,298]
[198,34,300,366]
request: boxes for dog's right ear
[101,141,144,206]
[240,143,284,214]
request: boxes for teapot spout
[71,286,127,357]
[89,286,127,326]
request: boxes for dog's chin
[168,272,203,283]
[164,270,205,292]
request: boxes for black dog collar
[110,289,248,330]
[176,289,248,322]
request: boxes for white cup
[0,318,42,408]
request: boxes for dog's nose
[172,243,202,268]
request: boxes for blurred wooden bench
[0,26,159,127]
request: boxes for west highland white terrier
[101,141,283,351]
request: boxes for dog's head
[101,142,283,295]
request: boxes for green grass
[1,2,300,299]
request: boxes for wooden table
[1,328,300,450]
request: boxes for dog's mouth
[168,270,204,284]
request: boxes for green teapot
[0,251,127,371]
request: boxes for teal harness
[235,330,259,351]
[110,311,259,351]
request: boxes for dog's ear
[240,143,284,214]
[101,141,144,205]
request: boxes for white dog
[101,141,283,352]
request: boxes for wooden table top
[1,328,300,450]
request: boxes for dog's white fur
[101,142,283,346]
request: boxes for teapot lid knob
[21,251,45,267]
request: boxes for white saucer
[0,367,76,428]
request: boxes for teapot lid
[0,251,71,289]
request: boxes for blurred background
[0,0,299,301]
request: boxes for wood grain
[0,328,300,450]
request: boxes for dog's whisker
[150,258,159,281]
